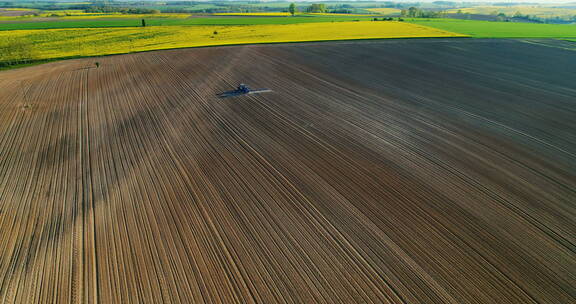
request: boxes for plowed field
[0,39,575,303]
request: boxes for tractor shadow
[217,90,246,99]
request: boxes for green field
[0,16,379,31]
[144,4,221,12]
[409,19,576,38]
[4,15,575,38]
[446,6,576,19]
[3,10,576,70]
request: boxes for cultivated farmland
[0,16,381,31]
[446,5,576,19]
[0,21,464,65]
[0,39,574,303]
[0,8,36,17]
[366,8,401,15]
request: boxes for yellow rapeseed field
[56,13,191,19]
[0,8,37,11]
[41,9,87,15]
[0,12,190,20]
[0,21,466,63]
[0,15,34,20]
[366,8,402,15]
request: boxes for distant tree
[141,19,146,27]
[85,6,160,14]
[330,8,353,14]
[306,4,326,13]
[289,3,296,16]
[403,7,445,19]
[433,1,457,7]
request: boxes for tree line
[85,6,160,14]
[287,3,357,15]
[401,7,446,18]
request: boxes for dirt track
[0,39,575,303]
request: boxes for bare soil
[0,39,574,303]
[0,9,35,17]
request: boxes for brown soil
[0,9,36,17]
[0,39,574,303]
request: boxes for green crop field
[2,6,576,70]
[230,1,373,8]
[446,6,576,19]
[409,19,576,38]
[146,16,375,26]
[0,16,377,31]
[144,4,221,11]
[0,19,148,30]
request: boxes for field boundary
[0,36,472,71]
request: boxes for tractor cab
[237,84,250,93]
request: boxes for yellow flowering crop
[0,12,191,21]
[56,13,191,19]
[0,21,466,63]
[0,8,37,11]
[366,8,402,15]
